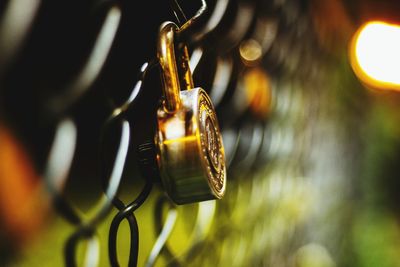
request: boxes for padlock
[155,22,226,205]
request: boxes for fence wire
[0,0,365,267]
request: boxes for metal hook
[169,0,208,40]
[178,0,229,44]
[180,0,207,29]
[169,0,188,26]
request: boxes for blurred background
[1,0,400,266]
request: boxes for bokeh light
[350,21,400,91]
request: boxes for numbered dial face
[198,91,226,198]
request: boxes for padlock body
[156,88,226,204]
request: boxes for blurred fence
[1,0,400,267]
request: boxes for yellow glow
[164,118,185,140]
[163,136,197,145]
[239,39,262,66]
[350,21,400,91]
[243,67,271,118]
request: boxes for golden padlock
[156,22,226,205]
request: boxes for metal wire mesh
[2,0,391,266]
[0,1,320,266]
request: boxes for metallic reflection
[189,48,203,72]
[83,236,100,267]
[70,6,121,97]
[221,128,240,167]
[255,18,278,55]
[0,0,41,69]
[145,208,177,267]
[195,201,216,238]
[224,3,255,50]
[50,5,122,112]
[210,56,233,106]
[199,0,230,40]
[44,118,77,193]
[104,120,130,200]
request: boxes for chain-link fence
[1,0,400,267]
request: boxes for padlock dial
[198,91,225,198]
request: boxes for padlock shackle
[158,22,182,113]
[158,22,194,113]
